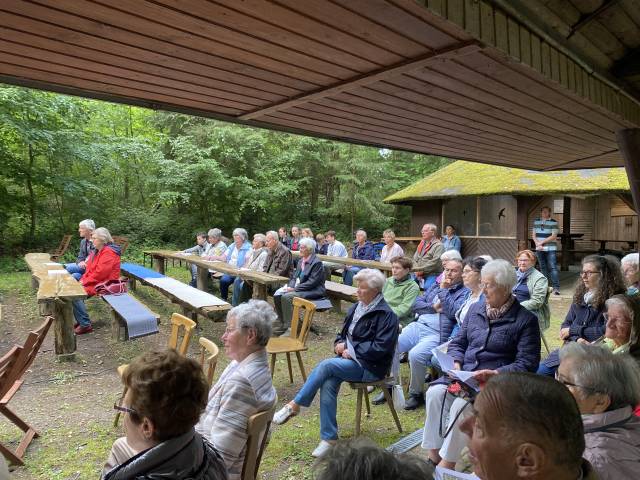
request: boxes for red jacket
[81,244,121,296]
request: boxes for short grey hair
[559,343,640,409]
[440,250,462,262]
[208,228,222,239]
[605,296,634,323]
[93,227,113,244]
[356,229,367,240]
[232,228,248,241]
[227,299,277,347]
[383,229,396,239]
[481,259,517,290]
[423,223,438,233]
[621,253,639,268]
[354,268,386,292]
[79,219,95,231]
[253,233,266,245]
[299,237,316,252]
[265,230,278,242]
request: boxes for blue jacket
[287,253,326,299]
[561,302,606,342]
[413,282,470,344]
[448,298,541,373]
[225,241,252,267]
[351,241,375,261]
[335,299,399,378]
[77,237,96,263]
[443,235,462,252]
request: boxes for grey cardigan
[521,267,551,331]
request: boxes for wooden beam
[566,0,622,40]
[616,129,640,254]
[239,41,482,120]
[612,48,640,78]
[617,193,637,213]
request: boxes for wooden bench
[325,280,358,313]
[50,234,72,261]
[102,293,161,341]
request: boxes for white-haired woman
[73,227,122,335]
[621,253,639,295]
[422,259,541,469]
[273,237,325,335]
[210,228,251,302]
[231,233,269,306]
[273,269,398,457]
[380,229,404,263]
[196,300,277,480]
[65,218,96,280]
[343,229,375,286]
[557,343,640,480]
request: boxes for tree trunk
[26,143,37,241]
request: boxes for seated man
[182,231,209,287]
[196,300,277,480]
[273,238,325,335]
[263,230,294,282]
[343,229,375,286]
[323,230,348,280]
[460,372,598,480]
[412,223,445,289]
[398,257,468,410]
[64,219,96,281]
[104,349,227,480]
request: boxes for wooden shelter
[385,161,636,263]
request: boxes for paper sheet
[435,466,480,480]
[47,270,68,276]
[433,349,479,391]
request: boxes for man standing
[322,230,348,280]
[532,206,560,295]
[412,224,444,289]
[64,219,96,281]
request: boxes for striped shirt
[533,217,559,251]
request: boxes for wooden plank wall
[594,194,638,243]
[460,237,519,260]
[408,200,443,234]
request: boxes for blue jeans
[72,299,91,327]
[65,263,85,281]
[231,276,249,306]
[342,266,363,286]
[536,362,556,377]
[294,357,379,440]
[536,250,560,290]
[398,321,441,395]
[219,274,236,301]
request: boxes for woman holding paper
[422,259,541,470]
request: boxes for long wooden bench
[102,294,161,342]
[325,280,358,313]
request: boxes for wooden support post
[330,297,342,314]
[196,266,209,291]
[561,196,572,271]
[30,275,38,291]
[616,129,640,256]
[252,283,267,301]
[152,255,165,275]
[53,299,76,361]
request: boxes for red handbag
[95,278,128,296]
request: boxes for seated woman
[196,300,277,480]
[382,256,420,326]
[73,227,122,335]
[209,228,252,302]
[592,294,640,361]
[442,224,461,252]
[557,343,640,480]
[343,229,375,286]
[513,249,550,332]
[451,256,487,337]
[301,227,314,239]
[621,253,639,295]
[231,233,269,306]
[315,233,328,255]
[538,254,626,376]
[380,229,404,263]
[273,238,326,335]
[422,259,541,469]
[273,269,398,458]
[103,349,227,480]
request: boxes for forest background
[0,85,450,264]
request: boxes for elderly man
[204,228,227,258]
[399,257,469,410]
[621,252,639,295]
[323,230,348,280]
[264,230,294,279]
[460,373,598,480]
[64,219,96,280]
[413,224,444,289]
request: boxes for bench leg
[355,389,363,437]
[252,283,267,301]
[295,351,307,381]
[129,278,137,291]
[53,300,76,361]
[152,255,165,275]
[330,297,342,314]
[196,266,209,291]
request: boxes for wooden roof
[0,1,639,170]
[385,160,631,203]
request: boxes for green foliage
[0,84,450,253]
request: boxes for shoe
[404,393,425,410]
[311,440,335,458]
[399,352,409,363]
[273,404,297,425]
[553,289,560,296]
[74,324,93,335]
[372,388,390,405]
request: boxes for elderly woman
[422,259,541,469]
[273,269,398,458]
[621,252,639,295]
[557,344,640,480]
[591,294,640,361]
[72,227,122,335]
[538,254,627,376]
[231,233,269,306]
[103,349,228,480]
[513,249,550,331]
[442,225,461,253]
[273,237,326,335]
[196,300,277,480]
[208,228,252,302]
[380,229,404,263]
[343,229,376,286]
[382,256,420,325]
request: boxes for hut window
[442,197,477,236]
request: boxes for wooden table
[291,251,424,276]
[593,239,638,255]
[145,250,289,300]
[25,253,86,360]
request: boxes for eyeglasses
[580,270,600,277]
[114,396,138,416]
[480,282,498,290]
[603,313,631,324]
[555,372,601,393]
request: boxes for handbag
[392,371,405,410]
[95,278,128,296]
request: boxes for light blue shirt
[443,235,462,252]
[327,240,348,258]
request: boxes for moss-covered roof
[384,161,630,204]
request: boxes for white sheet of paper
[435,466,480,480]
[433,348,455,372]
[273,286,289,296]
[47,270,68,276]
[433,348,480,391]
[45,262,62,266]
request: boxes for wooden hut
[385,161,635,267]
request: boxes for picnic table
[145,250,289,300]
[593,239,638,255]
[24,253,86,360]
[291,251,423,276]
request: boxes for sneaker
[273,404,297,425]
[74,324,93,335]
[311,440,335,458]
[404,393,425,410]
[553,289,560,296]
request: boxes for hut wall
[460,237,518,260]
[594,194,638,243]
[527,195,595,250]
[408,200,442,235]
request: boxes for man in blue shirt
[532,206,560,295]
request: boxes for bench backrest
[51,234,72,258]
[0,346,23,398]
[15,316,54,379]
[112,236,130,256]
